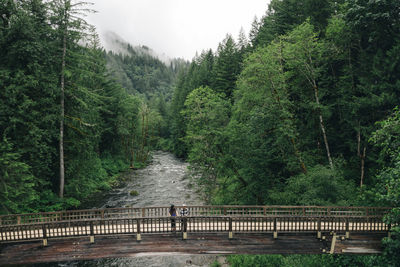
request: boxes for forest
[0,0,177,212]
[169,0,400,265]
[0,0,399,266]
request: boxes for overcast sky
[86,0,269,60]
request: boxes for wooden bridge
[0,206,392,265]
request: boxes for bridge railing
[0,215,389,243]
[0,206,391,226]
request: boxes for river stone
[130,190,139,196]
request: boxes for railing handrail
[0,205,391,226]
[1,214,391,244]
[0,214,389,228]
[0,205,391,216]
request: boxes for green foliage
[166,0,400,266]
[182,86,231,201]
[0,0,171,213]
[101,154,129,177]
[228,255,387,267]
[130,190,139,196]
[228,255,284,267]
[382,227,400,267]
[213,35,241,98]
[371,108,400,266]
[269,165,357,206]
[0,138,39,214]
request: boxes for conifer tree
[213,35,240,99]
[49,0,94,198]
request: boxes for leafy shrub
[269,165,357,206]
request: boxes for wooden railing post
[136,219,141,241]
[330,232,337,254]
[317,217,322,239]
[273,217,278,239]
[142,208,145,217]
[90,221,94,243]
[42,224,48,246]
[0,225,4,241]
[228,217,233,239]
[345,218,350,239]
[182,217,187,240]
[17,216,21,225]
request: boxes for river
[38,151,226,267]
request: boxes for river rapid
[39,151,226,267]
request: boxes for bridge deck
[0,232,386,265]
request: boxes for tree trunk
[143,115,149,162]
[140,112,145,162]
[59,22,67,198]
[360,147,366,187]
[130,121,135,169]
[290,138,307,174]
[313,83,333,169]
[357,125,366,187]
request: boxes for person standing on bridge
[180,204,189,216]
[180,204,189,233]
[169,204,177,232]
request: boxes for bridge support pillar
[345,218,350,239]
[228,217,233,239]
[42,224,48,247]
[90,222,94,243]
[137,219,141,241]
[330,233,337,254]
[273,231,278,239]
[317,218,321,239]
[182,217,187,240]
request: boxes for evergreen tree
[212,35,241,99]
[49,0,95,198]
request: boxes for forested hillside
[0,0,178,213]
[169,0,400,265]
[103,33,187,99]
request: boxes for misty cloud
[87,0,269,60]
